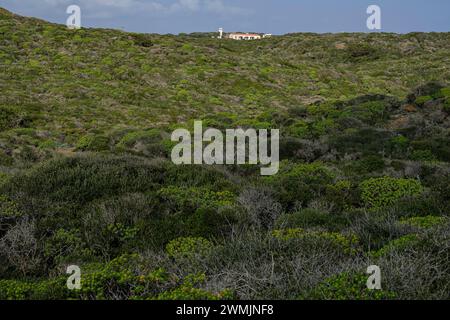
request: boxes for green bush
[331,129,393,155]
[76,135,110,152]
[345,43,380,62]
[156,273,233,300]
[348,155,385,174]
[187,207,236,239]
[410,149,437,162]
[0,151,13,166]
[158,186,235,212]
[443,100,450,114]
[1,155,166,205]
[267,162,336,208]
[0,195,22,218]
[414,95,433,106]
[302,272,396,300]
[166,237,214,260]
[272,228,358,255]
[43,228,90,265]
[371,234,420,258]
[275,209,337,229]
[325,180,359,211]
[116,129,162,150]
[0,107,22,132]
[400,216,446,229]
[0,254,232,300]
[0,277,73,300]
[360,177,424,208]
[389,135,409,155]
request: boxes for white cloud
[20,0,248,16]
[171,0,201,11]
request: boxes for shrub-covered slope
[0,8,449,300]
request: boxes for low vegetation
[0,8,449,300]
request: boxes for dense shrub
[346,155,385,175]
[325,180,359,212]
[76,135,110,152]
[1,155,166,205]
[0,195,22,218]
[272,228,359,255]
[345,43,381,62]
[275,209,344,229]
[400,216,447,229]
[158,186,235,212]
[267,162,335,209]
[0,277,72,300]
[360,177,424,208]
[371,234,420,258]
[166,237,214,260]
[330,129,393,155]
[115,129,167,157]
[0,107,24,131]
[302,272,396,300]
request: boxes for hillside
[0,8,449,300]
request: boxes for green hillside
[0,8,449,300]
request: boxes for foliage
[76,135,110,152]
[371,234,420,258]
[166,237,214,260]
[400,216,446,229]
[360,177,424,208]
[272,228,359,255]
[302,272,396,300]
[0,8,449,301]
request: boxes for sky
[0,0,449,35]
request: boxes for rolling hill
[0,7,449,300]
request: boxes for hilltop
[1,7,450,143]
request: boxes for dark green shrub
[411,137,450,162]
[76,135,110,152]
[166,237,213,260]
[407,82,445,103]
[131,33,153,47]
[0,195,22,218]
[360,177,423,208]
[410,149,437,162]
[0,107,22,131]
[275,209,336,229]
[325,180,360,212]
[272,228,359,255]
[187,207,236,239]
[158,186,235,212]
[302,272,396,300]
[347,155,385,174]
[1,155,166,205]
[331,129,392,155]
[400,216,446,229]
[345,43,380,62]
[155,273,233,300]
[115,129,165,155]
[414,95,433,107]
[0,277,73,300]
[267,162,335,209]
[371,234,420,258]
[0,151,13,166]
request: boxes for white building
[227,33,262,40]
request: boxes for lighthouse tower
[218,28,223,39]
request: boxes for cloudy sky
[0,0,449,34]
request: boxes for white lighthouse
[218,28,223,39]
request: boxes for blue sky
[0,0,449,34]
